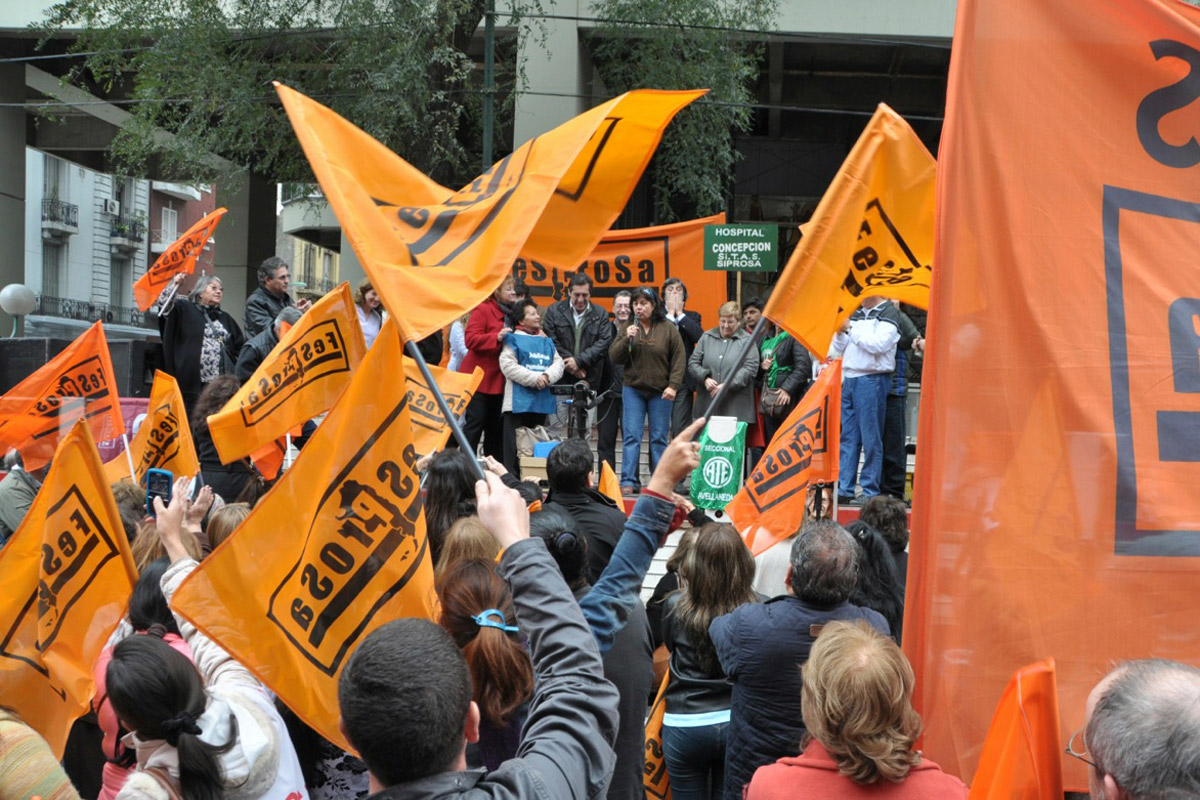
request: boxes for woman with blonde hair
[660,523,759,800]
[434,516,500,576]
[745,620,967,799]
[688,300,760,426]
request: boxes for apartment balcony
[150,180,203,202]
[281,182,341,250]
[35,294,155,329]
[110,215,146,255]
[41,199,79,241]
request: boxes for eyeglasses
[1065,727,1098,770]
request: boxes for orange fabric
[207,283,366,464]
[275,83,703,342]
[170,319,436,751]
[516,214,728,330]
[102,371,199,485]
[0,422,137,757]
[763,104,935,358]
[726,360,841,555]
[968,659,1063,800]
[598,461,625,509]
[0,321,125,470]
[402,358,482,455]
[250,438,287,481]
[905,0,1200,791]
[644,670,671,800]
[133,207,227,311]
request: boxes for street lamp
[0,284,36,338]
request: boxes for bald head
[1084,659,1200,800]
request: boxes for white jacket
[829,302,901,378]
[114,559,309,800]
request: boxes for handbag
[759,387,790,418]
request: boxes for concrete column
[338,231,366,295]
[213,173,277,322]
[0,63,27,335]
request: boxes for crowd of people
[1,264,1196,800]
[2,415,1197,800]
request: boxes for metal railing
[34,294,154,328]
[110,215,146,241]
[42,198,79,227]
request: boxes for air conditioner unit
[103,199,120,215]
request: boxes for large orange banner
[171,321,436,750]
[134,207,226,311]
[103,371,199,485]
[276,83,703,341]
[726,360,840,556]
[764,104,935,358]
[207,283,366,464]
[0,321,125,470]
[515,214,728,327]
[0,422,137,757]
[907,0,1200,790]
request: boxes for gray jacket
[688,327,761,424]
[0,468,40,545]
[366,538,620,800]
[243,287,292,340]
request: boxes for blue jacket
[710,595,889,800]
[504,332,558,414]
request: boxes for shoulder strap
[143,766,185,800]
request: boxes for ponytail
[106,635,237,800]
[435,560,533,727]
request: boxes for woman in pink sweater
[745,621,967,800]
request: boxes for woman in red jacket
[745,620,967,800]
[458,276,518,459]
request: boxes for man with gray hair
[1071,659,1200,800]
[235,305,304,382]
[710,519,890,800]
[243,256,312,338]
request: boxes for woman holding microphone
[609,286,685,493]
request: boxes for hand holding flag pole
[702,322,769,429]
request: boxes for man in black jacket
[541,273,614,432]
[243,256,311,338]
[235,306,303,382]
[543,438,627,583]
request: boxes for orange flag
[0,321,125,470]
[170,320,436,750]
[516,214,728,330]
[763,104,935,358]
[207,283,366,464]
[598,461,626,510]
[643,671,671,800]
[103,371,199,485]
[968,659,1063,800]
[0,422,137,757]
[905,0,1200,791]
[134,207,227,311]
[725,360,840,555]
[276,83,703,342]
[402,357,482,454]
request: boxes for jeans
[621,386,672,488]
[662,722,728,800]
[838,372,889,498]
[881,392,908,499]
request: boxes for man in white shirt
[830,295,901,504]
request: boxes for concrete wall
[512,0,957,144]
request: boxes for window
[161,206,178,243]
[42,242,64,296]
[43,155,64,201]
[111,256,131,308]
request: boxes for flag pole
[703,321,769,425]
[403,339,487,482]
[121,432,136,482]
